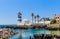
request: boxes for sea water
[9,29,50,39]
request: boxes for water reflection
[9,29,60,39]
[18,29,50,39]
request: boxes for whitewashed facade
[17,19,51,26]
[17,19,32,26]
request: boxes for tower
[18,12,22,23]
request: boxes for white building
[39,21,50,24]
[17,19,51,26]
[17,19,32,26]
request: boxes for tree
[34,16,37,24]
[36,15,40,23]
[50,19,56,24]
[41,18,50,21]
[45,18,50,21]
[31,13,34,23]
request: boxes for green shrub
[50,19,56,24]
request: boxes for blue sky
[0,0,60,24]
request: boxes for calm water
[9,29,51,39]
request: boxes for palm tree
[31,13,34,24]
[34,16,37,24]
[36,15,40,24]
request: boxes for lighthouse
[17,12,22,26]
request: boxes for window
[58,17,59,19]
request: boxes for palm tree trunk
[38,18,39,24]
[32,17,33,24]
[35,19,36,24]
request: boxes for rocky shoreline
[5,25,60,30]
[0,28,18,39]
[31,34,60,39]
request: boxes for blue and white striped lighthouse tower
[18,12,22,23]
